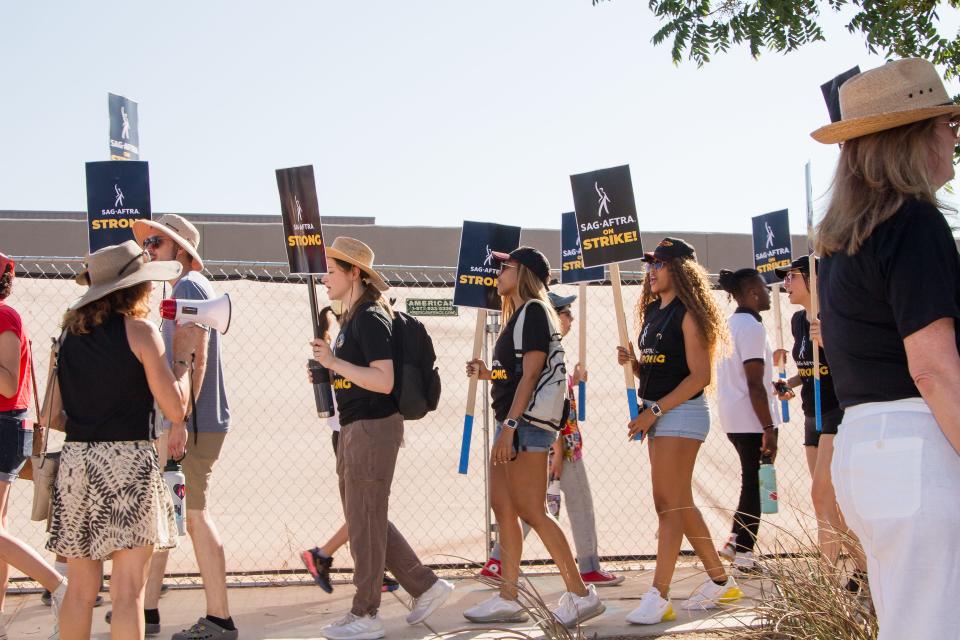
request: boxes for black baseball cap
[642,237,696,263]
[774,255,818,279]
[547,291,576,311]
[491,246,551,287]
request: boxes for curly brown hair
[0,271,12,300]
[634,258,728,361]
[62,282,152,335]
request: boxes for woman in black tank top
[614,238,740,624]
[45,241,190,639]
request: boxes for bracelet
[763,424,776,431]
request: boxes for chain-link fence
[5,258,816,586]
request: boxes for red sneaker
[580,569,624,587]
[478,558,502,579]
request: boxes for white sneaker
[552,584,605,628]
[625,586,676,625]
[322,613,385,640]
[733,551,757,571]
[681,576,743,611]
[463,594,528,623]
[406,578,454,625]
[50,579,67,639]
[718,535,736,561]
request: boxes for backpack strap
[512,298,560,357]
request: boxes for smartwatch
[650,403,664,418]
[503,418,519,430]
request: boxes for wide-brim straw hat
[133,214,204,271]
[812,58,960,144]
[69,240,182,310]
[325,237,389,292]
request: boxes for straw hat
[133,214,204,271]
[812,58,960,144]
[325,237,389,292]
[69,240,182,310]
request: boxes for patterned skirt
[46,441,177,560]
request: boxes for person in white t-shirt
[715,268,780,571]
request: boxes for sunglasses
[498,262,517,273]
[142,236,167,249]
[784,272,806,284]
[943,119,960,138]
[648,260,667,271]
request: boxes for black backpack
[352,307,442,420]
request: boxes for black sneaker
[300,547,334,593]
[105,610,160,636]
[382,574,400,592]
[846,570,868,594]
[171,617,238,640]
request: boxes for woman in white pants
[813,58,960,640]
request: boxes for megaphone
[160,294,232,334]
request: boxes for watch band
[503,418,519,430]
[650,403,663,417]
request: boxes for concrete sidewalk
[4,567,761,639]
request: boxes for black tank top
[637,298,703,401]
[59,314,155,442]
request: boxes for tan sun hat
[812,58,960,144]
[69,240,182,311]
[325,237,389,292]
[133,214,204,271]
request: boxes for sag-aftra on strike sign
[570,164,644,268]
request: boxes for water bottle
[163,459,187,536]
[546,479,562,519]
[759,455,779,514]
[308,359,335,418]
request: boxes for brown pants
[337,413,436,616]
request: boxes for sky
[2,1,959,235]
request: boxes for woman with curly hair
[615,237,740,625]
[46,241,191,640]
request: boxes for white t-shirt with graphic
[717,311,781,434]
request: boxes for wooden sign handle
[458,309,488,474]
[809,255,823,432]
[771,288,790,422]
[610,264,639,436]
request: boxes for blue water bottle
[759,455,779,515]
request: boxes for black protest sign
[560,211,604,284]
[570,165,643,268]
[276,165,326,274]
[108,93,140,160]
[820,66,860,124]
[751,209,792,284]
[453,221,521,311]
[85,161,151,252]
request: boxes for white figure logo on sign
[765,222,775,249]
[114,184,125,208]
[294,195,304,225]
[120,106,131,140]
[595,182,611,217]
[484,244,493,267]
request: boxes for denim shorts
[495,419,558,453]
[642,395,710,441]
[0,411,33,482]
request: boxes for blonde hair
[816,117,950,256]
[634,258,728,362]
[333,258,393,324]
[62,282,151,335]
[500,265,560,332]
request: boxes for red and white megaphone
[160,294,232,334]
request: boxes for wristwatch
[650,403,664,418]
[503,418,519,430]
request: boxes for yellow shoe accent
[719,586,743,604]
[662,604,676,622]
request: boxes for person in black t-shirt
[310,237,450,640]
[614,238,741,625]
[773,256,867,591]
[811,58,960,638]
[464,247,604,628]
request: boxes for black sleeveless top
[637,298,702,401]
[790,310,840,417]
[59,314,155,442]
